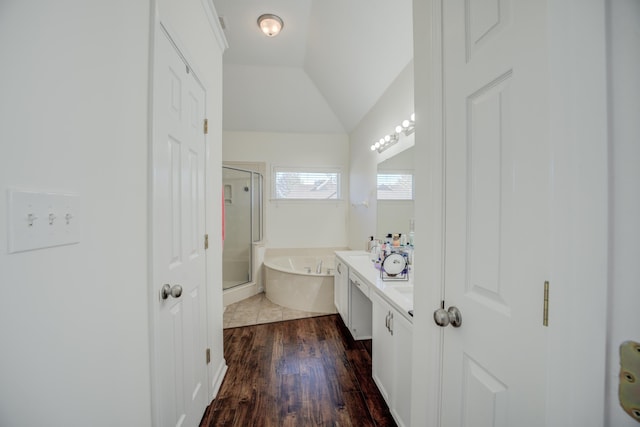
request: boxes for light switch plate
[8,189,80,253]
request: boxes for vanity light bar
[370,113,415,153]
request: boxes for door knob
[160,284,183,300]
[433,306,462,328]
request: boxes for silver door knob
[433,306,462,328]
[160,284,183,300]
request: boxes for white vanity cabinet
[371,291,413,427]
[334,257,349,327]
[348,270,372,340]
[334,250,413,426]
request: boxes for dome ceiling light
[257,14,284,37]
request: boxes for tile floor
[223,292,328,329]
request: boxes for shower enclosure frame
[222,166,263,290]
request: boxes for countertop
[335,250,414,321]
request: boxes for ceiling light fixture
[257,14,284,37]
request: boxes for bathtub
[263,251,338,314]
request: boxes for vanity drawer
[349,271,370,299]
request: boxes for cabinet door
[334,260,349,326]
[340,263,349,324]
[333,261,342,311]
[391,310,413,427]
[371,292,394,402]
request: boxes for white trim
[200,0,229,51]
[210,359,228,399]
[147,6,160,426]
[272,165,344,174]
[546,0,609,425]
[411,0,445,425]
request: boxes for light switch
[8,190,80,253]
[8,190,45,253]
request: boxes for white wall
[606,0,640,425]
[348,61,414,250]
[222,131,349,249]
[0,1,226,425]
[222,64,345,133]
[0,1,152,425]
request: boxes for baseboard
[210,358,228,399]
[223,282,259,306]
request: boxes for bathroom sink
[346,254,375,267]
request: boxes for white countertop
[335,250,414,321]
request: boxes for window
[273,167,341,200]
[377,173,413,200]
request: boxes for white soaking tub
[263,250,338,313]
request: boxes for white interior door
[440,1,550,425]
[152,24,208,427]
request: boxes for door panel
[465,72,512,315]
[466,0,510,61]
[461,355,507,427]
[441,0,550,425]
[153,25,208,427]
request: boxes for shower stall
[222,166,263,290]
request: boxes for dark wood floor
[200,314,397,427]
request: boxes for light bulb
[375,142,381,149]
[395,125,403,133]
[370,145,376,151]
[402,119,410,128]
[384,135,391,142]
[410,112,415,122]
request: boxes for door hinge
[203,118,209,134]
[204,234,209,250]
[206,348,211,364]
[543,281,549,327]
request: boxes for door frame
[147,6,211,425]
[411,0,609,425]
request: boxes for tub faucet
[316,260,323,274]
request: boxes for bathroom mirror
[376,142,415,241]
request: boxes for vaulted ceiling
[212,0,413,134]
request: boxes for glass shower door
[222,167,253,289]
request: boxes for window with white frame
[377,172,414,200]
[272,167,341,200]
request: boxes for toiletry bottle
[366,236,374,251]
[370,239,378,261]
